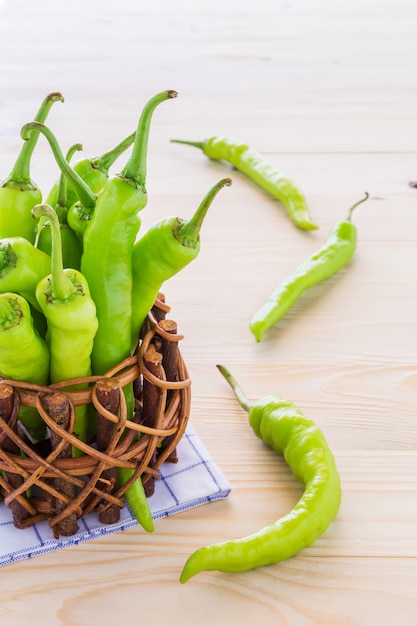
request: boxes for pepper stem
[32,204,74,301]
[57,143,83,213]
[170,138,205,150]
[8,92,64,184]
[120,90,178,187]
[174,178,232,248]
[216,364,253,413]
[94,131,136,172]
[346,192,369,221]
[20,122,96,209]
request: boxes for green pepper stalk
[0,237,51,310]
[81,89,178,379]
[36,143,83,270]
[171,136,318,231]
[45,130,136,210]
[0,92,64,243]
[180,365,342,583]
[250,193,369,342]
[32,203,98,456]
[130,177,232,349]
[0,292,50,442]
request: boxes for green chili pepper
[0,92,64,244]
[32,203,98,455]
[81,89,178,378]
[66,199,94,238]
[45,130,135,210]
[118,466,155,533]
[171,135,318,231]
[0,236,51,310]
[250,193,369,342]
[20,121,97,230]
[130,177,232,349]
[36,143,83,270]
[80,90,177,523]
[0,292,49,442]
[180,365,341,583]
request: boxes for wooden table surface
[1,1,416,624]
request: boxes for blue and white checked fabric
[0,423,231,567]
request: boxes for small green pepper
[180,365,342,583]
[172,135,318,231]
[66,200,94,238]
[81,89,178,378]
[32,203,98,455]
[118,466,155,533]
[20,122,97,239]
[36,143,83,270]
[250,193,369,342]
[131,177,232,349]
[0,92,64,243]
[44,130,135,209]
[0,237,51,310]
[0,292,49,442]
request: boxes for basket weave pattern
[0,298,191,536]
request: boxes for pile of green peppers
[0,89,231,530]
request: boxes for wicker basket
[0,296,191,537]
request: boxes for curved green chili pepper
[0,292,49,442]
[36,143,83,270]
[180,365,341,583]
[171,135,318,231]
[81,89,178,378]
[21,121,98,260]
[45,130,135,209]
[20,121,97,215]
[130,177,232,349]
[32,203,98,455]
[0,237,51,310]
[250,193,369,342]
[0,92,64,243]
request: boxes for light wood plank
[0,0,416,623]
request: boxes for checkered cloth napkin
[0,423,231,567]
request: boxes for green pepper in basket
[0,92,64,243]
[81,89,178,379]
[32,203,98,455]
[130,177,232,349]
[0,237,51,310]
[118,466,155,533]
[0,292,49,442]
[45,130,135,210]
[81,89,177,527]
[36,143,83,270]
[20,121,98,239]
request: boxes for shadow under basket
[0,296,191,537]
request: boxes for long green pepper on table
[0,90,354,578]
